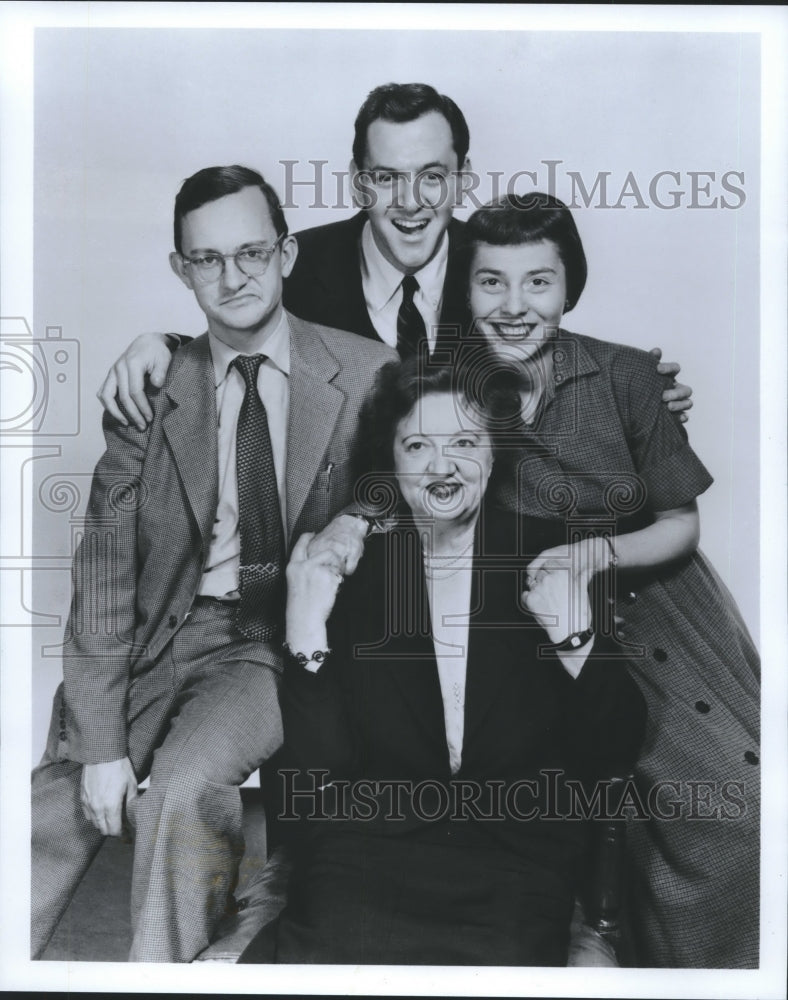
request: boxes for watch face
[362,515,398,536]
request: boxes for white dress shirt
[360,220,448,352]
[426,563,473,776]
[198,312,290,599]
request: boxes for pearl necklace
[422,538,475,579]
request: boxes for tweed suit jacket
[283,213,471,349]
[61,314,395,766]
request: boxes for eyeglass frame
[178,234,285,283]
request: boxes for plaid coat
[493,331,760,969]
[58,314,396,767]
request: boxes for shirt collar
[539,331,600,407]
[360,219,449,313]
[209,310,291,387]
[551,331,600,384]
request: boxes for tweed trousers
[31,600,283,963]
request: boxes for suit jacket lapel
[286,314,345,539]
[462,562,522,752]
[462,509,544,751]
[308,214,379,340]
[161,334,218,544]
[462,511,567,751]
[358,530,451,763]
[440,220,469,322]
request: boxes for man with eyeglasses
[30,165,395,963]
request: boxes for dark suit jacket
[280,510,646,865]
[61,314,396,765]
[284,213,471,352]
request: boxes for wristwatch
[348,512,392,538]
[543,627,595,653]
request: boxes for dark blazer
[284,213,471,352]
[60,314,396,766]
[280,510,646,863]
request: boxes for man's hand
[649,347,693,422]
[305,514,368,575]
[97,333,174,431]
[80,757,138,837]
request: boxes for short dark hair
[465,193,588,312]
[173,165,288,254]
[352,83,470,169]
[353,355,518,518]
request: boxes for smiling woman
[393,391,494,528]
[460,193,761,969]
[470,239,568,366]
[237,356,647,966]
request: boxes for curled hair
[353,353,522,516]
[173,165,287,254]
[352,83,470,168]
[465,192,587,311]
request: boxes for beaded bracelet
[282,641,331,670]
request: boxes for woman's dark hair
[352,354,522,518]
[352,83,470,169]
[173,165,288,254]
[465,192,587,311]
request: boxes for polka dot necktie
[396,274,428,358]
[231,354,285,642]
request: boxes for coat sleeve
[61,410,151,765]
[608,345,713,512]
[279,569,361,780]
[564,634,648,780]
[279,654,355,780]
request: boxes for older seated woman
[240,358,646,966]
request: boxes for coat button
[653,648,668,662]
[59,731,67,740]
[695,700,711,714]
[168,615,178,628]
[625,591,638,605]
[744,751,759,765]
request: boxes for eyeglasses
[180,235,284,283]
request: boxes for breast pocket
[300,458,356,534]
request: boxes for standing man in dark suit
[31,165,394,963]
[283,83,472,356]
[96,83,692,426]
